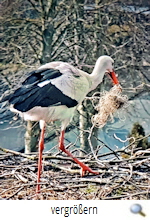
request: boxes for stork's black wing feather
[22,69,62,86]
[9,86,38,104]
[9,68,78,112]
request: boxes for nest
[0,147,150,200]
[91,85,128,128]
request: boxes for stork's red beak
[108,70,119,85]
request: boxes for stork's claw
[81,166,99,177]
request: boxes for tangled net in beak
[91,85,129,128]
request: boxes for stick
[0,146,35,160]
[103,190,149,200]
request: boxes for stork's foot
[81,164,99,177]
[67,149,99,176]
[60,144,99,176]
[59,130,99,177]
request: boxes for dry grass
[91,85,128,128]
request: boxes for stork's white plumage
[9,55,119,193]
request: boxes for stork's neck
[89,60,106,91]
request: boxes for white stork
[9,55,119,193]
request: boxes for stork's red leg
[59,130,99,176]
[36,124,45,193]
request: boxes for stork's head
[97,55,119,85]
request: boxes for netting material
[91,85,128,128]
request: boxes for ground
[0,147,150,200]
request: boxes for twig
[103,190,149,200]
[42,155,74,161]
[6,186,24,200]
[42,160,80,174]
[0,146,35,160]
